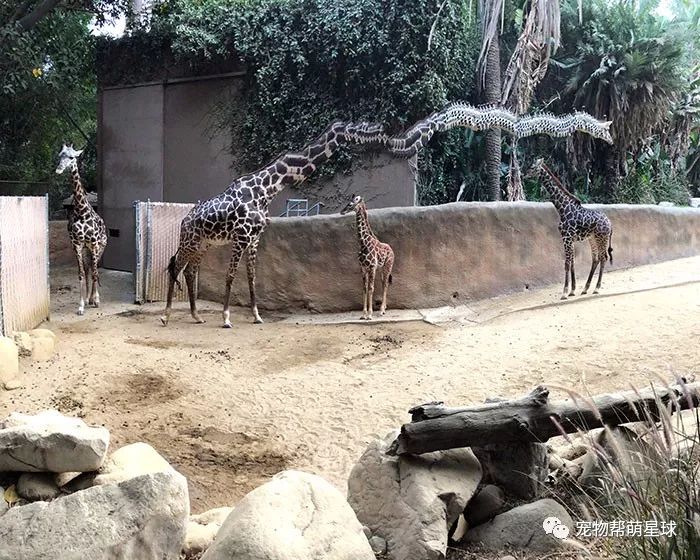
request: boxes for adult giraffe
[161,121,385,328]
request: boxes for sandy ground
[1,257,698,514]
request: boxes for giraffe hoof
[195,318,206,324]
[581,291,588,295]
[560,295,568,301]
[254,317,264,324]
[593,290,600,295]
[222,322,233,329]
[160,316,169,326]
[77,308,85,316]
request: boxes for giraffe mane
[540,162,582,205]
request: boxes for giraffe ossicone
[340,195,394,320]
[526,158,614,300]
[56,144,108,315]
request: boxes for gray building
[98,66,416,271]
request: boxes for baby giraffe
[340,195,394,319]
[526,158,614,299]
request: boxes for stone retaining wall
[196,202,700,312]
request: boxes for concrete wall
[100,85,164,270]
[99,74,416,272]
[197,202,700,312]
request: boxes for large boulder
[0,410,109,472]
[201,470,373,560]
[0,470,189,560]
[184,507,233,558]
[347,430,482,560]
[464,498,573,552]
[464,484,505,528]
[0,337,19,389]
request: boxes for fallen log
[388,382,700,456]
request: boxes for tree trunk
[483,37,502,201]
[388,383,700,456]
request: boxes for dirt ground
[1,257,698,514]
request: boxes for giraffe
[160,121,385,328]
[340,195,394,320]
[526,158,614,300]
[55,144,108,315]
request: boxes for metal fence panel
[0,196,50,336]
[134,201,196,303]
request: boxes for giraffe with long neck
[340,195,394,319]
[526,158,613,299]
[161,121,385,328]
[55,144,108,315]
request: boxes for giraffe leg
[380,255,394,316]
[582,241,599,295]
[74,244,86,315]
[160,253,188,326]
[246,240,263,324]
[360,269,369,320]
[593,256,606,294]
[222,245,244,328]
[366,267,377,320]
[184,266,204,323]
[569,255,576,296]
[561,239,573,300]
[88,248,100,307]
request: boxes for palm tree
[477,0,572,201]
[556,0,688,195]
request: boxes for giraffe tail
[607,230,614,265]
[167,255,182,291]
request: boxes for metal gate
[0,196,50,335]
[134,200,196,303]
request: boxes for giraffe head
[574,112,613,144]
[55,144,83,174]
[524,157,546,179]
[340,194,364,215]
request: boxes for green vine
[98,0,481,202]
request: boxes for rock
[12,332,33,357]
[464,498,573,552]
[691,198,700,208]
[347,430,482,560]
[65,442,176,492]
[17,473,61,501]
[2,378,23,391]
[658,201,675,207]
[450,514,468,542]
[0,470,189,560]
[0,337,19,389]
[0,486,6,516]
[499,556,516,560]
[550,442,588,461]
[464,484,505,527]
[27,329,57,361]
[201,470,373,560]
[368,536,387,555]
[579,426,658,491]
[473,442,548,499]
[95,442,175,485]
[184,507,233,557]
[0,410,109,472]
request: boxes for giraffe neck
[538,167,579,215]
[224,121,385,205]
[355,202,375,246]
[69,161,91,215]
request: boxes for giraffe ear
[602,120,612,129]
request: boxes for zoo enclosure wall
[195,202,700,312]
